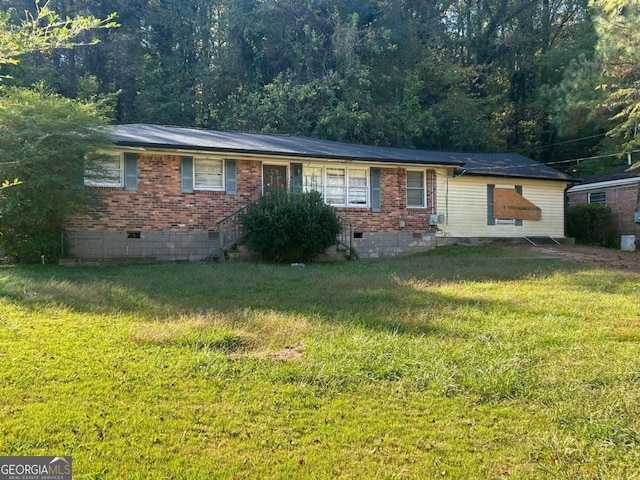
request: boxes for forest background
[1,0,638,176]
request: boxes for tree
[0,87,112,262]
[2,0,596,155]
[0,0,117,67]
[547,0,640,168]
[591,0,640,150]
[0,0,117,191]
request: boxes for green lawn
[1,246,639,479]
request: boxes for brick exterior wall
[65,153,439,260]
[567,183,640,243]
[336,167,436,233]
[67,157,437,234]
[67,154,262,231]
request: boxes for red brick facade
[67,155,262,232]
[336,167,436,233]
[67,153,437,234]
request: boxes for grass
[1,245,639,479]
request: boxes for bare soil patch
[513,244,640,273]
[268,345,304,361]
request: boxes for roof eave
[567,176,640,192]
[113,140,465,167]
[453,170,574,183]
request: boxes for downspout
[431,170,436,217]
[445,171,450,226]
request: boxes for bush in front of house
[241,190,341,262]
[567,203,614,246]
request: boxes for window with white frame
[194,158,224,190]
[406,170,426,208]
[303,166,369,207]
[326,167,346,204]
[303,166,323,193]
[348,168,368,205]
[588,191,606,206]
[84,154,123,187]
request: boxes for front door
[263,165,287,193]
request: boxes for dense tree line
[0,0,609,164]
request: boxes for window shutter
[124,153,138,191]
[370,167,381,212]
[292,163,303,195]
[515,185,523,226]
[487,184,495,225]
[225,159,237,195]
[181,156,194,193]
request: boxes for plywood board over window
[493,188,542,220]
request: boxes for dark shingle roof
[453,152,574,181]
[581,164,640,184]
[108,124,573,181]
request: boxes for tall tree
[3,0,597,156]
[592,0,640,150]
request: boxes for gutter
[567,176,640,193]
[113,141,466,169]
[453,170,574,183]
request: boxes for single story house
[567,164,640,245]
[64,124,574,261]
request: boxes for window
[588,191,606,206]
[84,154,123,187]
[407,170,426,208]
[305,166,369,207]
[194,158,224,190]
[487,184,526,227]
[326,168,346,204]
[348,169,368,205]
[303,166,323,193]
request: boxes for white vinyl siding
[84,154,123,187]
[437,174,568,238]
[194,158,224,190]
[407,170,426,208]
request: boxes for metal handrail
[335,211,359,260]
[215,201,359,261]
[216,200,257,261]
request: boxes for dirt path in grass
[512,244,640,273]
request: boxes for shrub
[0,87,111,263]
[241,190,342,262]
[567,203,614,246]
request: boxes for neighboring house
[64,124,574,261]
[567,164,640,245]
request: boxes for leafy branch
[0,0,118,66]
[1,178,22,189]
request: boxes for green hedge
[241,190,341,262]
[567,203,614,246]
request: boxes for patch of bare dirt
[513,244,640,273]
[269,345,304,361]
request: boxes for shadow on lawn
[0,246,595,337]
